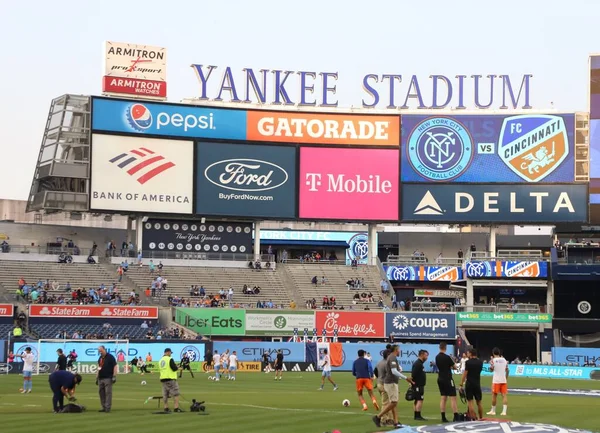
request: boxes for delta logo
[426,266,459,281]
[498,115,569,182]
[125,103,153,131]
[503,261,541,278]
[109,147,175,184]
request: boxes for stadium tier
[27,323,161,340]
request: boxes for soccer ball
[342,399,350,407]
[208,376,215,381]
[141,381,147,386]
[18,388,23,393]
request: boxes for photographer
[159,348,183,413]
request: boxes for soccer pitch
[0,372,598,433]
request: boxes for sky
[0,0,599,200]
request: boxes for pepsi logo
[126,104,153,131]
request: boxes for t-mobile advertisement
[298,147,399,221]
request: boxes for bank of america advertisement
[401,114,575,183]
[196,142,297,218]
[90,134,193,214]
[402,184,588,223]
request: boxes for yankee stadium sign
[191,65,533,109]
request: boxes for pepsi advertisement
[92,97,247,140]
[196,142,297,218]
[385,313,457,340]
[465,260,548,278]
[402,184,588,223]
[401,114,575,183]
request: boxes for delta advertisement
[386,312,457,339]
[551,347,600,365]
[28,305,159,319]
[402,184,588,223]
[257,229,373,265]
[92,97,247,140]
[465,260,549,278]
[195,142,297,218]
[299,147,400,221]
[401,114,575,183]
[385,265,463,282]
[90,134,194,214]
[11,341,205,363]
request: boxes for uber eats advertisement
[176,308,246,335]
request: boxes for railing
[410,301,455,312]
[0,245,94,256]
[132,251,275,263]
[384,256,464,266]
[496,249,544,259]
[282,258,347,265]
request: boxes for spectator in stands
[290,300,296,309]
[391,293,398,309]
[311,276,318,286]
[50,280,58,291]
[117,266,124,282]
[228,287,234,303]
[329,296,336,308]
[436,253,443,264]
[282,249,288,263]
[31,288,39,303]
[367,292,374,303]
[353,293,360,304]
[137,251,143,266]
[18,277,25,289]
[18,311,27,327]
[321,276,327,285]
[158,261,163,273]
[121,240,128,257]
[381,279,389,294]
[1,240,10,252]
[347,279,355,290]
[470,243,476,252]
[141,321,149,329]
[162,277,168,292]
[351,259,358,268]
[322,296,330,308]
[457,249,464,263]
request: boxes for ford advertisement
[195,142,297,218]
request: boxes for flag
[316,342,344,368]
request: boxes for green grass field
[0,372,599,433]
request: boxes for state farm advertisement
[299,147,399,221]
[315,311,385,338]
[29,305,158,319]
[0,304,14,317]
[246,111,400,146]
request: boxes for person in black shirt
[179,353,194,378]
[460,348,484,420]
[55,349,67,371]
[262,352,272,372]
[204,350,213,374]
[274,350,284,380]
[96,345,117,413]
[435,342,460,423]
[410,350,429,421]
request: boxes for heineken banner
[457,312,552,323]
[245,310,315,335]
[175,308,246,336]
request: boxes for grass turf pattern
[0,373,599,432]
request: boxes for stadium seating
[0,260,127,298]
[0,323,16,337]
[283,263,387,309]
[29,323,161,340]
[123,265,293,307]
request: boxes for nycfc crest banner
[385,265,463,282]
[465,260,548,278]
[401,114,575,183]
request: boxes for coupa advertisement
[385,265,463,282]
[195,141,297,218]
[92,97,247,140]
[465,260,549,278]
[401,114,575,183]
[299,147,400,221]
[402,184,588,223]
[386,312,457,340]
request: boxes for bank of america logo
[109,147,175,184]
[414,190,443,215]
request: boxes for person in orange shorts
[487,347,509,416]
[352,349,380,411]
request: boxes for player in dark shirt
[274,350,284,380]
[179,353,194,378]
[55,349,68,371]
[460,348,484,420]
[435,342,460,423]
[410,350,428,421]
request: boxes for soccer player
[274,349,284,380]
[48,370,82,413]
[319,348,338,391]
[411,349,429,421]
[487,347,509,416]
[222,349,230,376]
[55,349,67,371]
[213,350,221,381]
[352,349,379,411]
[228,351,238,381]
[15,347,35,393]
[435,342,460,423]
[460,348,484,420]
[179,353,194,378]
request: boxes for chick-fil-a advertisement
[298,147,399,221]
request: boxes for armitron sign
[28,305,158,319]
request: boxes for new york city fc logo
[407,117,474,181]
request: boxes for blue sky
[1,0,599,200]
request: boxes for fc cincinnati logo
[407,117,474,181]
[126,103,153,131]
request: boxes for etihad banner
[0,304,14,317]
[28,305,159,319]
[385,265,462,281]
[246,111,400,146]
[401,114,575,183]
[465,260,548,278]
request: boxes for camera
[190,399,206,412]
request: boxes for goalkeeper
[48,370,82,413]
[179,353,194,378]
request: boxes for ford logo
[204,159,288,192]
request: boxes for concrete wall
[0,253,99,263]
[110,257,254,269]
